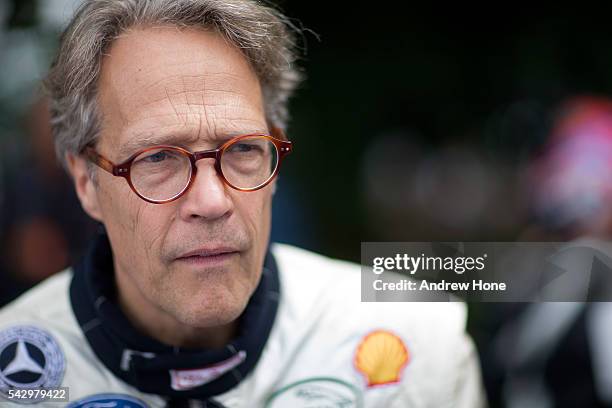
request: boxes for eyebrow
[117,129,266,161]
[118,133,200,159]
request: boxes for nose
[178,159,233,221]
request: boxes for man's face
[77,27,273,328]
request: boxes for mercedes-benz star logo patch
[0,325,65,402]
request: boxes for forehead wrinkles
[117,68,262,116]
[129,70,258,107]
[123,84,265,144]
[97,27,266,149]
[103,74,265,151]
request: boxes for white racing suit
[0,233,485,407]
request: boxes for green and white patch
[266,377,362,408]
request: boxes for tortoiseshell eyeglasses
[83,133,293,204]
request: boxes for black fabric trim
[166,398,227,408]
[70,231,280,398]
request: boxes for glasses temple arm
[83,147,116,175]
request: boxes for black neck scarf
[70,231,280,400]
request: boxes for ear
[65,152,104,222]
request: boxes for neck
[114,267,237,349]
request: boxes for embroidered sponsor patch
[354,330,409,387]
[0,325,66,403]
[67,393,149,407]
[265,377,362,407]
[170,350,247,391]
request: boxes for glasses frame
[83,132,293,204]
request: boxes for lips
[174,246,240,267]
[178,247,239,259]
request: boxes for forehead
[97,26,266,153]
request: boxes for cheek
[230,188,272,282]
[96,176,173,265]
[235,188,273,241]
[97,178,136,232]
[231,190,272,295]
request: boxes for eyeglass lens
[129,136,278,201]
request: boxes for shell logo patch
[354,330,409,387]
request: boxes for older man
[0,1,485,407]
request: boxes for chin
[176,290,249,328]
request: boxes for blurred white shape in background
[0,29,46,113]
[362,129,519,239]
[362,130,423,213]
[0,0,85,126]
[414,147,492,230]
[38,0,85,30]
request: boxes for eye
[228,142,258,153]
[143,151,170,163]
[132,149,185,169]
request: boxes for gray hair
[44,0,302,168]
